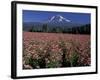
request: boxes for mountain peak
[48,15,71,23]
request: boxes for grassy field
[23,32,91,69]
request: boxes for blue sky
[23,10,90,24]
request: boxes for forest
[28,24,91,34]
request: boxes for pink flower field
[23,32,91,69]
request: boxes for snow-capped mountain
[46,15,77,28]
[48,15,71,23]
[23,15,84,31]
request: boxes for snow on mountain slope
[48,15,71,23]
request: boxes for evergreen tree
[42,24,48,32]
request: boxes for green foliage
[28,56,39,69]
[51,27,56,32]
[46,61,60,68]
[58,41,71,67]
[29,25,35,32]
[42,24,48,32]
[70,51,79,67]
[38,58,46,68]
[28,23,90,34]
[23,39,90,69]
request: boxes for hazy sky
[23,10,90,24]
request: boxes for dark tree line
[29,24,91,34]
[62,24,91,34]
